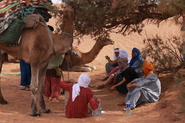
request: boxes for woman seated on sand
[108,57,139,94]
[121,61,161,110]
[59,73,101,118]
[129,47,145,77]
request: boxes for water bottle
[92,103,101,116]
[126,100,131,115]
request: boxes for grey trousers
[105,63,114,75]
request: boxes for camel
[4,38,114,71]
[0,4,75,116]
[61,38,114,72]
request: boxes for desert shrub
[141,35,184,74]
[174,74,185,113]
[174,75,184,83]
[142,35,185,114]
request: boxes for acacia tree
[52,0,173,40]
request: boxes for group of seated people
[52,47,161,118]
[95,47,161,110]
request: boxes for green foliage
[174,75,184,84]
[49,0,185,43]
[158,0,185,16]
[142,35,184,73]
[51,0,171,40]
[158,0,185,24]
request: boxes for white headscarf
[114,49,129,61]
[72,73,91,102]
[119,50,129,59]
[114,49,120,60]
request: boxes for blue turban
[129,47,144,66]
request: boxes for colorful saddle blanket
[0,0,52,34]
[0,0,25,34]
[0,0,52,44]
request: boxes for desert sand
[0,16,185,123]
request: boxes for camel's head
[97,38,114,46]
[61,3,75,24]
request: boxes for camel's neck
[81,41,104,64]
[62,6,74,36]
[53,6,75,55]
[62,22,73,36]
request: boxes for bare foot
[44,97,50,101]
[51,98,59,102]
[117,101,126,106]
[49,97,52,101]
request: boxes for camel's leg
[38,61,51,113]
[0,87,8,104]
[30,92,38,116]
[0,49,8,104]
[29,61,40,116]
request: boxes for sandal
[26,85,30,88]
[20,86,30,91]
[25,87,31,91]
[96,84,105,89]
[101,76,109,81]
[108,87,115,92]
[123,107,134,111]
[88,85,95,88]
[117,101,126,106]
[20,86,26,90]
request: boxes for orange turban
[142,61,154,70]
[142,61,154,78]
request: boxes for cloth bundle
[0,0,52,43]
[0,1,25,44]
[0,0,25,34]
[0,8,23,34]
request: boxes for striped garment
[59,81,99,118]
[0,7,23,34]
[0,0,25,34]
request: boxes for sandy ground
[0,17,185,123]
